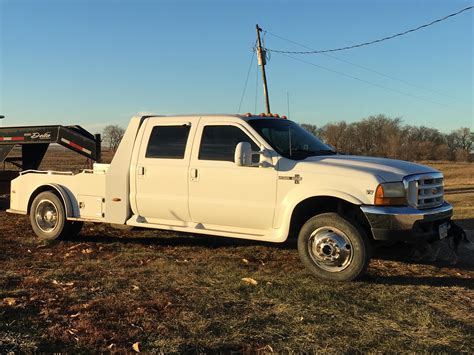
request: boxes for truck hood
[298,155,439,182]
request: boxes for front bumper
[360,202,453,242]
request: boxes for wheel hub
[308,227,353,272]
[35,200,58,233]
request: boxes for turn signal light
[374,183,407,206]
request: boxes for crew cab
[8,114,453,281]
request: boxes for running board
[125,215,281,242]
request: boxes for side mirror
[234,142,253,166]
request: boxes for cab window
[199,125,259,162]
[145,125,190,159]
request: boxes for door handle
[190,168,199,181]
[138,166,145,176]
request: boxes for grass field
[1,153,473,353]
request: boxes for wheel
[297,212,371,281]
[30,191,70,241]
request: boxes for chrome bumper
[360,202,453,241]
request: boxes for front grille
[404,173,444,209]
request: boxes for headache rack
[0,125,101,194]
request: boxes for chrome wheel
[308,226,353,272]
[35,199,58,233]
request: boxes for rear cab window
[146,125,191,159]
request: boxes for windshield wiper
[315,149,337,155]
[290,149,337,158]
[290,149,317,158]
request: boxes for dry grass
[1,157,473,353]
[425,161,474,228]
[422,161,474,189]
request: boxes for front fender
[272,188,367,242]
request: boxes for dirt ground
[1,153,473,353]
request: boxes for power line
[263,6,473,54]
[277,52,449,107]
[237,49,255,113]
[264,30,466,103]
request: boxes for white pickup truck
[8,114,453,280]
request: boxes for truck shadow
[63,231,298,250]
[66,227,474,267]
[454,217,474,231]
[362,274,473,289]
[6,192,472,285]
[372,232,474,271]
[67,233,473,288]
[0,196,9,211]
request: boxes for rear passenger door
[134,118,197,225]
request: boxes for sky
[0,0,472,134]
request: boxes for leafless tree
[323,121,351,153]
[103,125,125,152]
[301,115,472,162]
[301,123,323,138]
[448,127,473,152]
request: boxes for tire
[297,212,371,281]
[29,191,72,241]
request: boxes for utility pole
[256,24,270,114]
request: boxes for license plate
[439,222,449,239]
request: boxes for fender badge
[279,174,303,184]
[366,190,374,195]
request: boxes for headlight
[374,182,407,206]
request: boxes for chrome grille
[404,173,444,209]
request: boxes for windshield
[248,119,336,160]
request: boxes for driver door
[188,120,277,233]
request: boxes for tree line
[301,115,473,162]
[102,115,473,161]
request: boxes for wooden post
[256,25,271,114]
